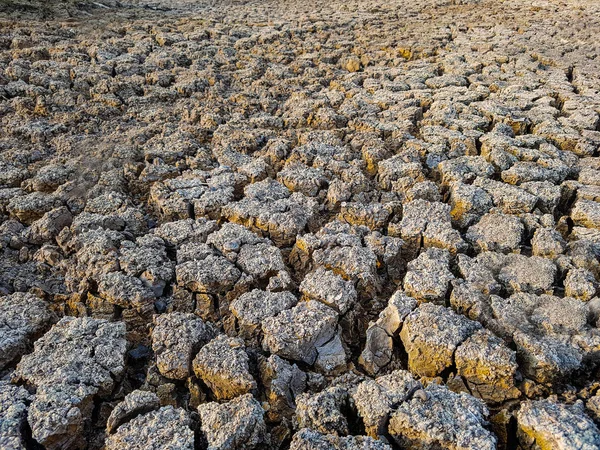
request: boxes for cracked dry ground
[2,0,600,448]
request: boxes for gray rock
[513,331,583,384]
[589,297,600,328]
[84,191,129,215]
[587,393,600,422]
[465,213,523,253]
[338,202,391,231]
[564,268,598,301]
[473,177,538,214]
[406,180,441,203]
[579,166,600,186]
[359,291,417,374]
[259,355,307,422]
[278,161,329,197]
[295,386,349,436]
[455,329,520,403]
[27,383,97,450]
[353,370,422,438]
[230,289,298,337]
[62,229,123,292]
[293,221,381,297]
[176,255,241,294]
[315,333,347,374]
[106,406,194,450]
[312,244,381,296]
[119,236,175,297]
[106,389,160,433]
[198,394,268,450]
[454,253,507,296]
[148,170,235,221]
[448,182,493,228]
[378,155,424,190]
[153,218,218,248]
[397,199,466,256]
[516,399,600,450]
[358,324,394,377]
[0,163,27,188]
[400,303,481,377]
[501,161,565,185]
[299,267,358,314]
[14,317,127,449]
[531,227,566,259]
[438,156,495,186]
[375,291,419,337]
[389,383,496,450]
[14,316,126,394]
[29,164,71,192]
[262,300,338,365]
[176,242,215,264]
[0,292,55,370]
[489,292,589,382]
[0,381,31,450]
[206,222,265,257]
[67,210,132,235]
[290,428,392,450]
[449,279,496,324]
[223,179,318,247]
[403,248,455,304]
[24,206,73,244]
[193,334,256,400]
[236,241,287,280]
[98,271,156,309]
[152,312,213,380]
[97,271,156,342]
[497,254,557,294]
[572,199,600,230]
[568,240,600,279]
[521,181,561,214]
[7,192,62,225]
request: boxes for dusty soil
[1,0,600,449]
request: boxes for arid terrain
[1,0,600,448]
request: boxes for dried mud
[1,0,600,449]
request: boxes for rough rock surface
[400,303,481,377]
[465,213,524,253]
[295,386,349,436]
[192,334,256,400]
[388,383,497,450]
[403,248,455,303]
[0,292,55,369]
[290,428,392,450]
[262,300,339,365]
[106,390,160,434]
[13,317,127,449]
[231,289,298,337]
[0,381,32,449]
[352,370,422,438]
[455,329,520,403]
[259,354,307,422]
[359,291,417,374]
[151,312,213,380]
[105,406,194,450]
[516,399,600,450]
[299,268,357,314]
[198,394,268,450]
